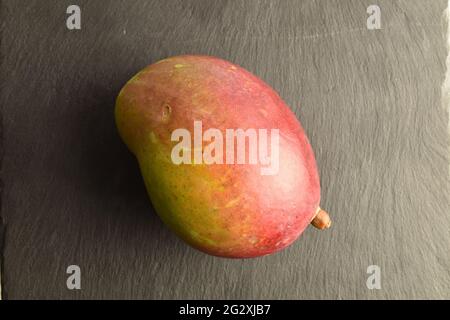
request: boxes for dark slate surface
[1,0,449,299]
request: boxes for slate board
[1,0,449,299]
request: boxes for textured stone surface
[0,0,449,299]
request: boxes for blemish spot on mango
[161,103,172,122]
[174,64,186,69]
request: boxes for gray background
[1,0,449,299]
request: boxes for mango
[115,55,330,258]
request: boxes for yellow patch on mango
[149,131,158,144]
[224,197,240,208]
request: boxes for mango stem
[311,207,331,230]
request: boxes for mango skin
[115,55,320,258]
